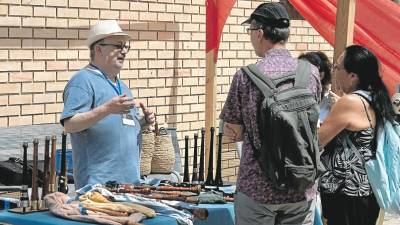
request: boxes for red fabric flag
[206,0,236,63]
[288,0,400,95]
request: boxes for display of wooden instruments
[183,135,190,183]
[58,132,68,194]
[191,133,199,183]
[205,127,215,186]
[198,128,205,182]
[10,138,48,213]
[9,135,61,214]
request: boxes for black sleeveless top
[319,91,375,196]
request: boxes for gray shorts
[235,192,315,225]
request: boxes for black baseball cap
[242,2,290,28]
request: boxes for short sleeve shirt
[220,48,321,204]
[61,65,141,189]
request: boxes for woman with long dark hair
[318,45,396,225]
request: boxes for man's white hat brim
[86,32,131,47]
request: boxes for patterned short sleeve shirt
[220,48,321,204]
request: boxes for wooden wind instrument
[198,128,205,182]
[191,133,198,183]
[49,135,57,193]
[214,132,223,187]
[58,132,68,194]
[116,184,202,194]
[205,127,215,186]
[21,142,29,212]
[42,136,50,199]
[183,135,190,183]
[31,138,39,210]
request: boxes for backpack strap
[294,59,312,88]
[242,64,277,97]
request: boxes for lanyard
[89,64,122,95]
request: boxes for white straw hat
[86,20,131,47]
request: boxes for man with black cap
[61,20,156,189]
[220,3,321,225]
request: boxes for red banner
[206,0,236,63]
[289,0,400,95]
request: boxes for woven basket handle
[158,127,168,135]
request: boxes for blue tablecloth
[0,203,234,225]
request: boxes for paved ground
[383,213,400,225]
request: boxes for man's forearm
[64,104,110,133]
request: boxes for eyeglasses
[98,43,130,52]
[246,27,262,35]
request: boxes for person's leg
[275,199,315,225]
[347,194,380,225]
[235,192,276,225]
[320,192,348,225]
[321,192,380,225]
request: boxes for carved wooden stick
[49,135,57,193]
[58,132,68,194]
[31,138,39,210]
[42,136,50,199]
[205,127,215,186]
[191,133,198,183]
[183,135,190,183]
[198,128,205,182]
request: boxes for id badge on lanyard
[88,64,136,126]
[122,114,136,126]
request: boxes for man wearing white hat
[61,20,155,189]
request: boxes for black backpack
[241,60,324,192]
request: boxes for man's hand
[140,102,156,125]
[223,122,244,143]
[105,94,135,114]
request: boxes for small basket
[140,127,155,176]
[151,127,175,174]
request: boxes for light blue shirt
[61,65,141,189]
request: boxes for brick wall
[0,0,333,182]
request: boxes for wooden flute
[21,142,29,212]
[198,128,205,182]
[31,138,39,210]
[58,132,68,194]
[214,133,223,187]
[205,127,215,186]
[49,135,57,193]
[115,184,202,194]
[42,136,50,199]
[192,133,199,183]
[183,135,190,183]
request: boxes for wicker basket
[140,127,155,176]
[151,127,175,174]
